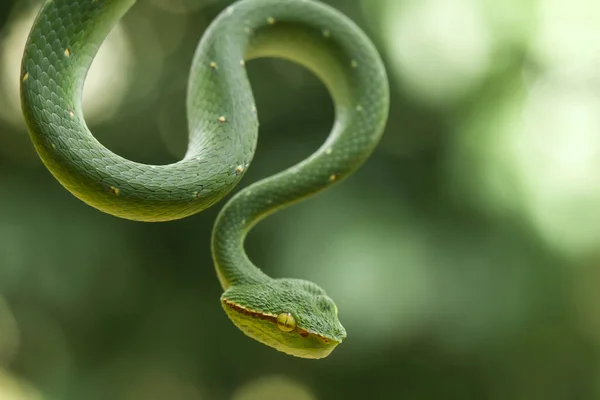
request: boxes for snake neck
[211,189,270,289]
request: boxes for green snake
[20,0,389,359]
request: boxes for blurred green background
[2,0,600,399]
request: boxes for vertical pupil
[277,313,295,332]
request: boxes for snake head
[221,278,346,359]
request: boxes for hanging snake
[20,0,389,359]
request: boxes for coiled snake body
[20,0,389,358]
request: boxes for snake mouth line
[222,299,338,343]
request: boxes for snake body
[20,0,389,359]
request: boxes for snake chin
[220,278,346,359]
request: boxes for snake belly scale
[20,0,389,359]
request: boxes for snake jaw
[221,291,344,359]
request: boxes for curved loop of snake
[20,0,389,359]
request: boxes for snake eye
[276,313,296,332]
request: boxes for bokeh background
[1,0,600,398]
